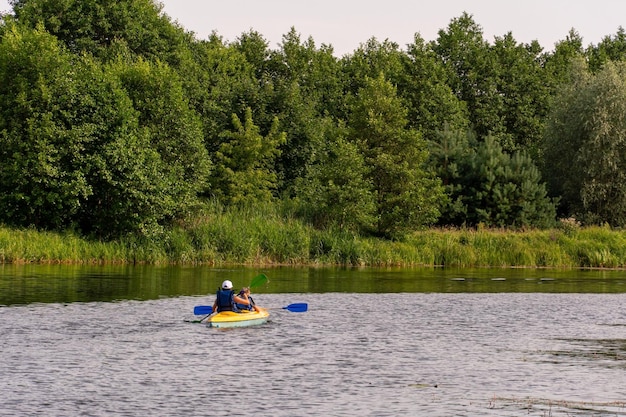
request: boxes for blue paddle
[186,306,213,323]
[194,306,213,315]
[192,303,308,315]
[282,303,308,312]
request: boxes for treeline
[2,0,626,241]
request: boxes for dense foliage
[2,1,626,240]
[544,59,626,226]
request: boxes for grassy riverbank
[1,206,626,268]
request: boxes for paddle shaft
[268,303,308,312]
[193,312,213,323]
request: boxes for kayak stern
[208,308,269,328]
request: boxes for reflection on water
[1,265,626,306]
[537,338,626,367]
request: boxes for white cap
[221,280,233,290]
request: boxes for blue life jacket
[215,289,238,312]
[235,291,254,311]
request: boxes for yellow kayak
[207,307,270,328]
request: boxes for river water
[1,266,626,416]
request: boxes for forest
[2,0,626,246]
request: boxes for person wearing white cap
[212,280,255,313]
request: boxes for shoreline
[2,224,625,270]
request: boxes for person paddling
[235,287,260,312]
[212,280,258,313]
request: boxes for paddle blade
[283,303,308,313]
[249,273,269,288]
[193,306,213,315]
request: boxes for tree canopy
[544,60,626,226]
[3,1,626,239]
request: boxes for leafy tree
[294,119,375,231]
[542,58,589,218]
[10,0,191,64]
[587,27,626,72]
[233,30,271,80]
[262,28,343,193]
[433,14,555,154]
[432,13,505,143]
[544,29,585,87]
[0,24,91,229]
[267,79,323,193]
[182,35,259,155]
[341,36,469,143]
[341,38,405,97]
[348,74,444,237]
[402,34,469,140]
[210,108,286,206]
[543,60,626,226]
[0,23,209,238]
[168,33,266,204]
[269,27,343,116]
[110,58,211,212]
[491,33,551,155]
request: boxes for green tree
[428,126,476,225]
[111,58,211,212]
[587,27,626,72]
[263,28,343,193]
[433,14,554,154]
[340,36,469,142]
[0,23,208,238]
[270,27,343,116]
[402,34,469,140]
[544,29,585,87]
[234,30,271,80]
[544,60,626,226]
[432,13,505,143]
[294,119,375,231]
[10,0,191,64]
[341,38,405,97]
[182,35,259,154]
[210,108,286,206]
[0,24,91,229]
[348,74,444,237]
[466,136,556,228]
[491,33,551,155]
[267,80,323,193]
[430,128,555,228]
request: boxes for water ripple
[1,293,626,416]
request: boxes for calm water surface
[1,266,626,416]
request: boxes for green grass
[2,207,626,269]
[0,227,130,264]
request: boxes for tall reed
[4,210,626,268]
[0,227,130,264]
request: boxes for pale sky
[1,0,625,56]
